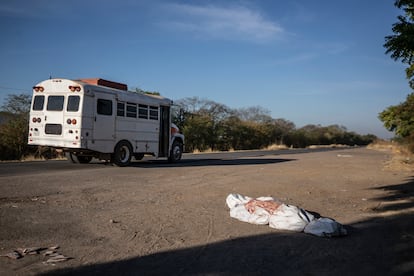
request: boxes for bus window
[139,104,148,119]
[149,106,158,120]
[117,102,125,116]
[32,95,45,111]
[126,102,137,118]
[47,96,64,111]
[97,99,113,115]
[67,95,80,112]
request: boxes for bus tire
[112,141,133,167]
[66,152,92,164]
[77,156,92,164]
[66,152,79,163]
[168,140,183,163]
[134,153,145,160]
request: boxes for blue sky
[0,0,410,138]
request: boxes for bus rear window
[47,96,64,111]
[67,95,80,112]
[32,95,45,111]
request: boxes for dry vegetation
[368,140,414,171]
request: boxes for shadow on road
[129,158,296,168]
[42,177,414,276]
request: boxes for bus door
[43,94,66,138]
[159,106,170,157]
[93,94,116,144]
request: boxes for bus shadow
[127,158,295,168]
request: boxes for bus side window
[139,104,148,119]
[126,102,137,118]
[117,102,125,116]
[32,95,45,110]
[67,95,80,112]
[149,106,158,120]
[97,99,113,116]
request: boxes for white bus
[28,78,184,166]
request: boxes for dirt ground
[0,147,413,275]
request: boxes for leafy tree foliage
[380,0,414,146]
[384,0,414,88]
[0,94,31,160]
[133,87,161,96]
[379,93,414,137]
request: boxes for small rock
[1,251,22,260]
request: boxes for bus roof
[35,78,173,106]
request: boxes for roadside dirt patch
[0,147,413,275]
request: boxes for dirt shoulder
[0,147,413,275]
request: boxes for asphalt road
[0,147,347,177]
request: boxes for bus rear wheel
[112,141,132,167]
[134,153,145,160]
[66,152,92,164]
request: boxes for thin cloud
[0,3,32,17]
[273,52,318,65]
[160,3,285,43]
[272,41,350,66]
[0,0,74,19]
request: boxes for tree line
[172,97,376,153]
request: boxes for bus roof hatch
[79,78,128,91]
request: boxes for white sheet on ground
[226,193,347,237]
[303,217,348,237]
[269,204,314,232]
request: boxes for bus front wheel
[112,141,132,167]
[168,140,183,163]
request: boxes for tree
[133,87,161,96]
[175,97,232,151]
[384,0,414,88]
[235,106,273,123]
[0,94,31,160]
[379,93,414,137]
[1,94,31,114]
[272,118,295,145]
[380,1,414,141]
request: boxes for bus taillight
[32,117,41,123]
[69,86,81,92]
[67,118,77,125]
[33,86,44,92]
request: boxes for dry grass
[265,144,289,150]
[368,140,414,171]
[307,144,351,149]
